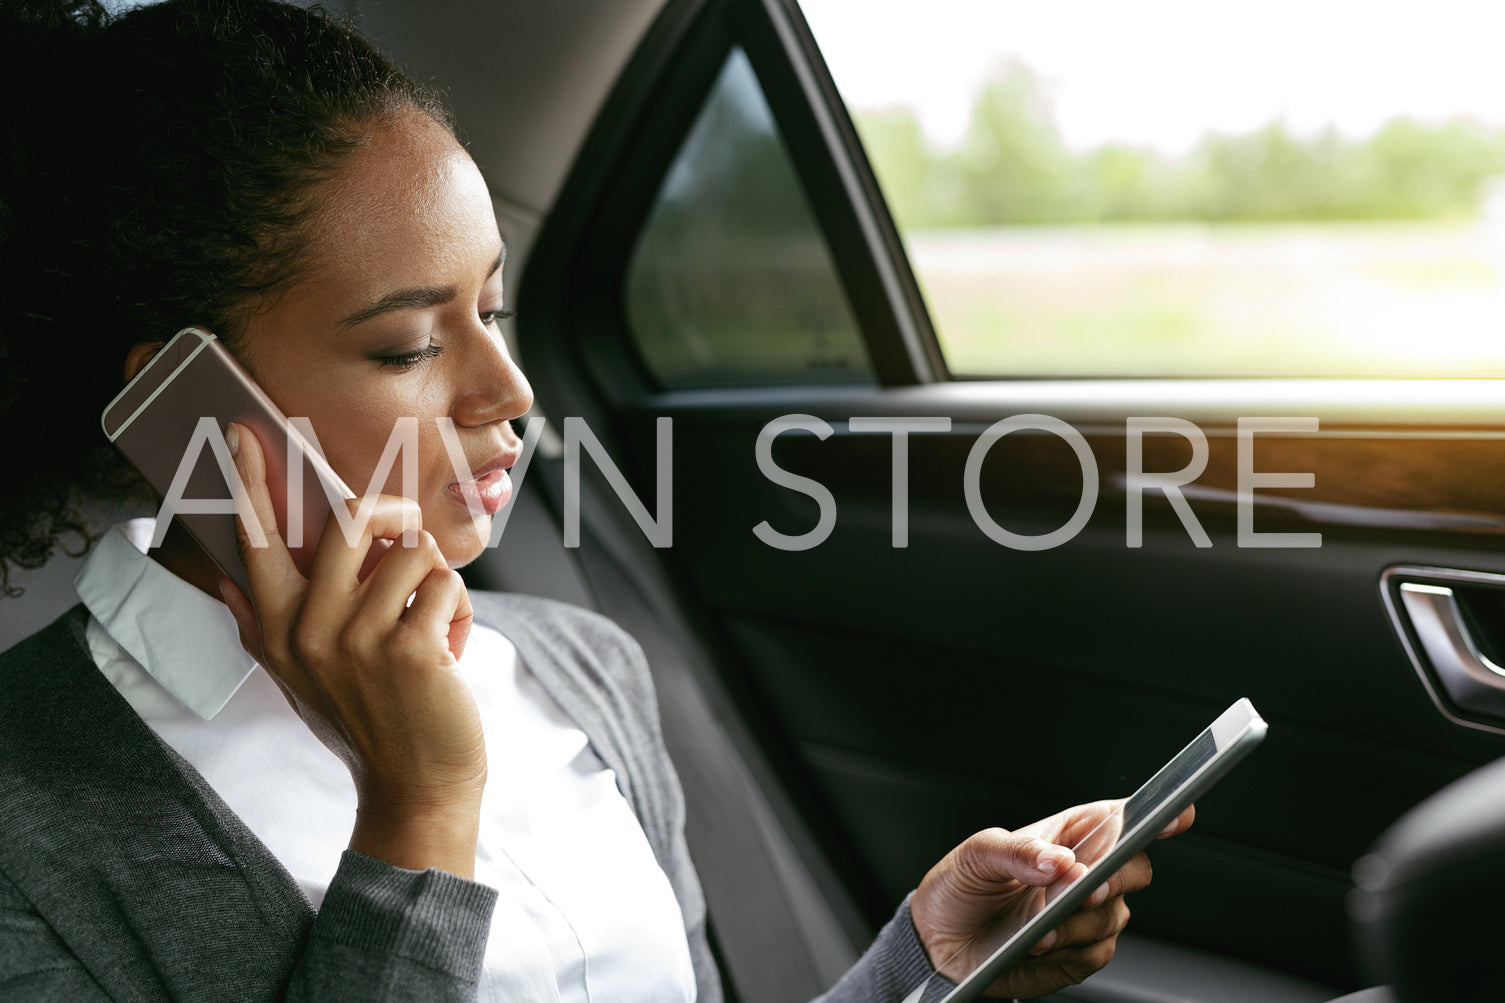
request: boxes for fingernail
[1036,846,1067,874]
[225,422,241,457]
[1158,819,1178,838]
[1033,930,1057,955]
[1093,881,1110,905]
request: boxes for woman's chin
[437,514,493,571]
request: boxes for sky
[799,0,1505,154]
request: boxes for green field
[906,221,1505,378]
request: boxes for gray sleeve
[814,894,951,1003]
[0,851,497,1003]
[285,850,498,1001]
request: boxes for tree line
[855,60,1505,227]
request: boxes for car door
[388,0,1505,998]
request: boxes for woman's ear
[123,341,165,382]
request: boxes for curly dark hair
[0,0,453,595]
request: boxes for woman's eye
[375,344,444,370]
[479,308,515,328]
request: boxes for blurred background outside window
[626,50,873,388]
[801,0,1505,377]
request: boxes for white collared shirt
[74,520,696,1003]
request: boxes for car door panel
[599,392,1505,990]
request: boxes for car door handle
[1395,582,1505,720]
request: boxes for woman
[0,0,1189,999]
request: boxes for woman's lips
[448,466,513,516]
[447,444,523,516]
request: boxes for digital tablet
[910,698,1267,1003]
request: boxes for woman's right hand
[217,421,486,878]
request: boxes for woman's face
[238,107,532,567]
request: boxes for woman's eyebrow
[339,249,506,328]
[340,286,455,327]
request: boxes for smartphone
[101,326,355,596]
[906,698,1268,1003]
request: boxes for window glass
[802,0,1505,377]
[625,48,873,388]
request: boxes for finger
[218,576,264,662]
[225,592,301,712]
[990,930,1122,1000]
[226,424,308,676]
[1033,896,1130,956]
[220,570,326,716]
[1158,803,1196,838]
[227,422,301,597]
[957,828,1076,890]
[1020,799,1122,850]
[1087,852,1153,908]
[404,566,473,664]
[357,529,449,623]
[305,494,424,602]
[1019,933,1120,980]
[285,497,427,701]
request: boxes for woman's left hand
[909,800,1194,1000]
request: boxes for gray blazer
[0,594,933,1001]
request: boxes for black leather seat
[1347,756,1505,1003]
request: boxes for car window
[801,0,1505,378]
[624,47,874,388]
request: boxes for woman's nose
[455,327,534,426]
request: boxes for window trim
[623,45,876,390]
[520,0,945,404]
[735,0,945,384]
